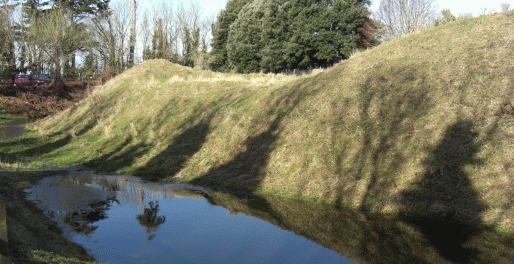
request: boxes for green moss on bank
[3,12,514,233]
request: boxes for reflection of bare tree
[136,201,166,241]
[63,198,117,236]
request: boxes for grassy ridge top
[30,12,514,229]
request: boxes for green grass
[4,12,514,231]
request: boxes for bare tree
[149,2,179,62]
[128,0,137,68]
[0,0,17,83]
[176,2,212,68]
[479,7,496,16]
[140,9,151,60]
[500,3,511,13]
[89,0,132,73]
[373,0,437,42]
[112,1,130,71]
[28,8,89,84]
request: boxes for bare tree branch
[373,0,437,42]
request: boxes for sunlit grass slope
[30,12,514,228]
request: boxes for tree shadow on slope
[134,119,212,181]
[190,116,282,193]
[85,136,150,173]
[189,73,325,193]
[330,67,433,210]
[0,116,99,164]
[399,120,487,263]
[0,135,73,165]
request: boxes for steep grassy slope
[22,12,514,229]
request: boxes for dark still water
[25,173,514,264]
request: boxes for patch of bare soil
[0,80,97,117]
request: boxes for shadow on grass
[0,116,98,164]
[0,135,73,164]
[399,120,486,263]
[134,119,212,181]
[188,72,326,193]
[190,116,282,192]
[330,67,433,209]
[85,137,150,173]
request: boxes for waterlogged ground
[0,118,38,141]
[25,173,353,264]
[24,172,514,264]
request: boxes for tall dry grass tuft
[130,123,138,137]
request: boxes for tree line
[0,0,212,84]
[2,0,510,83]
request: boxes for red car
[7,74,45,86]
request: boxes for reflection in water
[25,174,118,239]
[137,201,166,241]
[25,173,514,264]
[63,198,117,236]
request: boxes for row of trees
[209,0,375,74]
[0,0,213,84]
[2,0,511,82]
[0,0,110,84]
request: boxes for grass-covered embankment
[5,12,514,231]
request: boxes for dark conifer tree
[217,0,371,73]
[226,0,266,73]
[209,0,253,72]
[181,26,194,67]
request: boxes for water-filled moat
[25,172,514,263]
[25,173,352,264]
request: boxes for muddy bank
[0,169,96,263]
[0,81,96,117]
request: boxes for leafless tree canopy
[1,0,215,80]
[373,0,437,42]
[501,3,511,13]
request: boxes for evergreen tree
[181,26,194,67]
[53,0,109,18]
[226,0,266,73]
[152,18,164,59]
[222,0,370,73]
[209,0,253,72]
[77,50,96,79]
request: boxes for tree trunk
[52,44,66,90]
[128,0,137,68]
